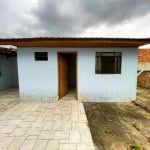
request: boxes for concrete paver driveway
[0,89,94,150]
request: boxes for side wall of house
[0,55,18,91]
[10,57,19,88]
[17,47,138,102]
[0,55,12,90]
[0,55,18,90]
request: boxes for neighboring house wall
[0,55,13,90]
[17,48,138,102]
[138,49,150,71]
[0,55,18,90]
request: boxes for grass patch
[130,143,141,150]
[132,122,140,131]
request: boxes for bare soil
[84,88,150,150]
[138,71,150,89]
[135,88,150,113]
[137,87,150,100]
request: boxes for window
[35,52,48,61]
[95,52,122,74]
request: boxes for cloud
[30,0,86,36]
[0,0,150,37]
[0,0,37,37]
[27,0,150,36]
[80,13,150,38]
[81,0,150,25]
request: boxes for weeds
[132,122,140,131]
[130,143,141,150]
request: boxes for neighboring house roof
[0,45,17,50]
[0,37,150,47]
[139,44,150,49]
[0,45,17,56]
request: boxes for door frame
[57,51,78,100]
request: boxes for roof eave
[0,37,150,48]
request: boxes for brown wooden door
[58,54,68,98]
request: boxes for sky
[0,0,150,38]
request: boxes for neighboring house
[0,37,150,102]
[0,45,18,90]
[138,44,150,71]
[138,44,150,88]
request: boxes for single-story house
[0,37,150,102]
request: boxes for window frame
[95,52,122,74]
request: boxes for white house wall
[78,48,138,102]
[17,47,138,102]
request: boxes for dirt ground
[137,71,150,89]
[137,87,150,100]
[84,88,150,150]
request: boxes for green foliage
[130,143,141,150]
[132,122,140,131]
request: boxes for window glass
[95,52,122,74]
[35,52,48,61]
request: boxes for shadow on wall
[0,55,19,90]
